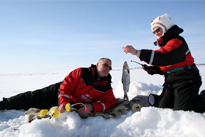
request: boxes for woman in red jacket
[123,13,205,113]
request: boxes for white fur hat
[151,13,175,35]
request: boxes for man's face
[96,59,112,77]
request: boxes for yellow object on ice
[38,109,49,117]
[65,103,72,111]
[38,103,87,119]
[50,108,61,118]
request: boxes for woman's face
[153,27,163,38]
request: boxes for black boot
[199,90,205,101]
[0,101,5,110]
[200,90,205,96]
[199,90,205,112]
[148,94,159,106]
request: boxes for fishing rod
[130,60,147,67]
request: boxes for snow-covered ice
[0,66,205,137]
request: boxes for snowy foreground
[0,66,205,137]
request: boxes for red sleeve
[59,68,81,105]
[140,39,186,66]
[156,38,183,53]
[92,88,117,112]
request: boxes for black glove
[142,65,165,75]
[72,104,83,110]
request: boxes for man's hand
[78,104,94,115]
[58,104,66,113]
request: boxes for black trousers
[154,69,205,113]
[2,82,63,110]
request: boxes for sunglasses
[153,27,162,34]
[102,63,112,70]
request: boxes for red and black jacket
[139,25,194,72]
[59,64,117,112]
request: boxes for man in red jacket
[123,13,205,113]
[0,58,117,115]
[58,58,117,114]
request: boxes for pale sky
[0,0,205,74]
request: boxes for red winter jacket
[59,64,117,113]
[139,25,194,72]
